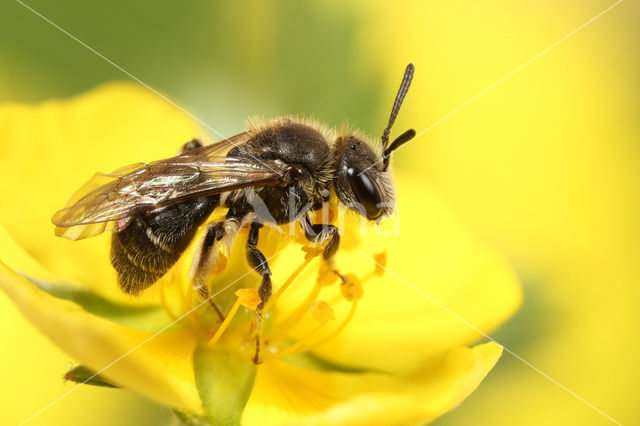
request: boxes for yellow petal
[243,342,503,425]
[273,175,521,373]
[0,83,198,302]
[0,221,172,331]
[0,222,57,282]
[0,259,201,413]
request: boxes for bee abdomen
[110,196,219,295]
[111,236,167,294]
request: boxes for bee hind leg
[246,222,272,364]
[198,285,225,322]
[190,222,227,322]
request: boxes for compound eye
[346,168,383,220]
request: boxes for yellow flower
[0,83,521,425]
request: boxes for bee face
[332,134,395,221]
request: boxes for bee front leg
[300,214,346,283]
[300,214,340,260]
[246,222,272,363]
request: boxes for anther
[373,251,387,276]
[340,274,364,301]
[308,300,359,349]
[317,261,338,287]
[208,288,261,347]
[302,245,323,260]
[310,300,335,323]
[236,288,261,311]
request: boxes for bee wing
[52,134,286,240]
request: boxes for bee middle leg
[246,222,272,363]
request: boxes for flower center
[158,236,387,363]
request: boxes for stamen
[302,274,363,349]
[271,300,335,359]
[340,274,364,302]
[317,261,339,287]
[207,289,261,347]
[269,257,351,344]
[351,251,387,284]
[160,267,200,326]
[237,288,262,311]
[270,281,321,341]
[182,283,201,327]
[325,269,377,305]
[271,324,326,359]
[263,246,321,313]
[159,282,179,321]
[373,251,387,276]
[302,245,325,260]
[309,300,335,323]
[307,300,359,349]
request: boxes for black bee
[52,64,416,325]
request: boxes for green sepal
[63,365,118,388]
[193,343,257,426]
[173,410,211,426]
[23,275,172,331]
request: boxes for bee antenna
[382,63,415,151]
[383,128,416,170]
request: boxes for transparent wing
[52,134,286,240]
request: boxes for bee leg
[300,215,347,283]
[191,222,227,322]
[198,285,225,322]
[246,223,273,309]
[246,222,272,363]
[179,138,203,154]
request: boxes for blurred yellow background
[0,0,637,425]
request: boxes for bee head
[331,134,393,220]
[332,63,416,221]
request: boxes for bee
[52,64,416,339]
